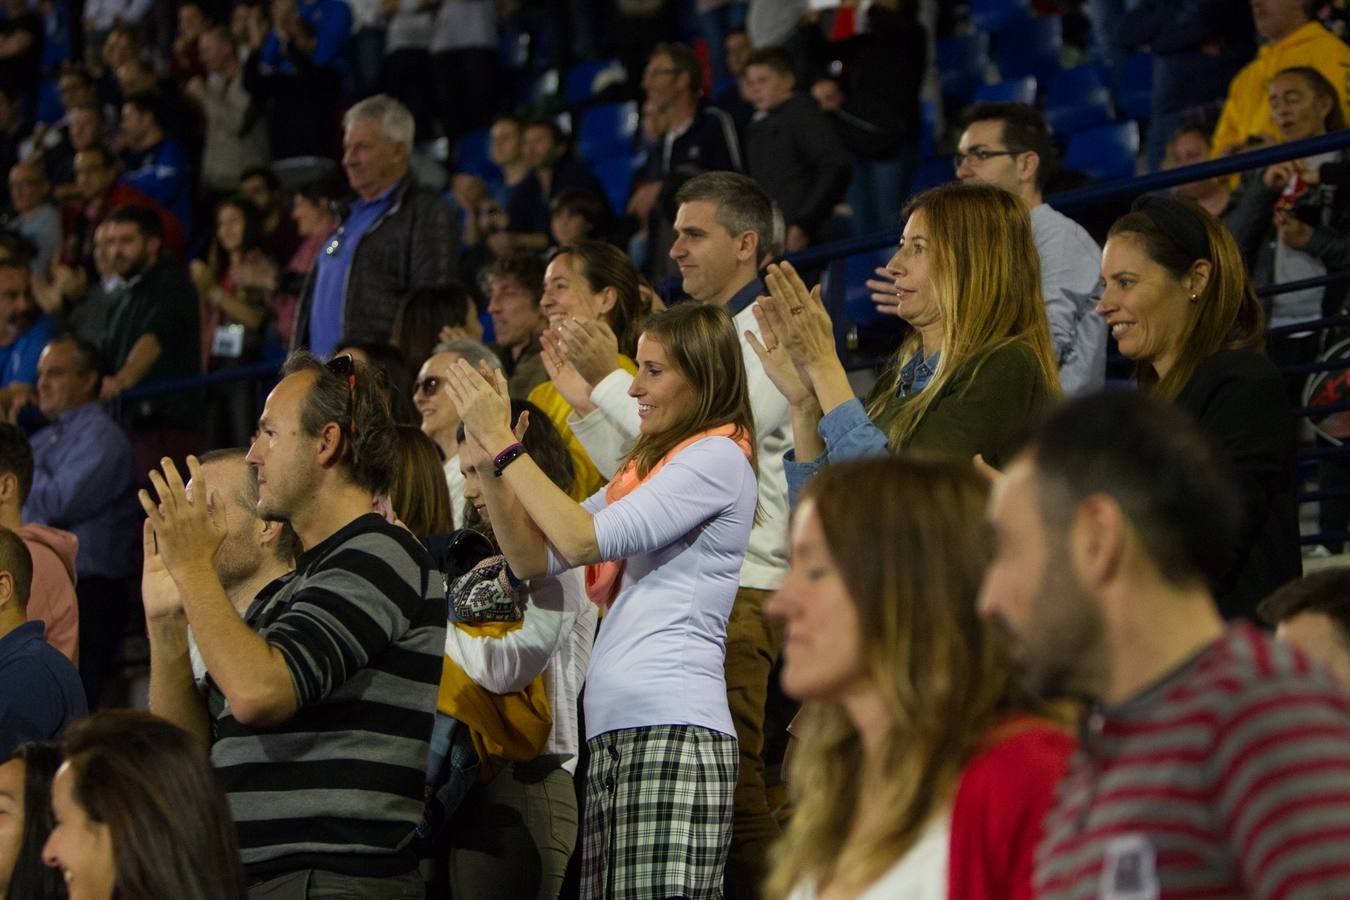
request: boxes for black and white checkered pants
[582,725,739,899]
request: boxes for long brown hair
[867,182,1061,448]
[625,303,756,478]
[549,241,649,357]
[388,424,454,538]
[765,456,1029,899]
[1107,198,1263,400]
[61,710,245,900]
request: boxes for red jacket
[60,181,188,268]
[948,715,1075,900]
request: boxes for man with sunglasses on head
[143,350,445,898]
[955,101,1106,396]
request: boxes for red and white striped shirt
[1036,624,1350,899]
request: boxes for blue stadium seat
[498,28,529,70]
[590,154,638,215]
[843,247,899,326]
[1117,53,1154,123]
[975,76,1037,105]
[576,101,639,162]
[453,128,494,177]
[909,157,954,197]
[1043,64,1114,135]
[971,0,1031,31]
[1064,121,1140,182]
[564,59,626,104]
[996,16,1062,85]
[937,33,989,104]
[919,98,938,159]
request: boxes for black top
[1174,349,1302,620]
[747,93,852,238]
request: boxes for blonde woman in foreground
[765,456,1073,899]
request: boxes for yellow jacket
[1211,21,1350,154]
[528,355,639,501]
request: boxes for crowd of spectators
[3,0,1350,898]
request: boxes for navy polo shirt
[0,621,86,757]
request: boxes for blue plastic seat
[937,33,989,104]
[843,247,899,326]
[996,16,1062,85]
[454,128,493,173]
[971,0,1031,31]
[919,98,938,159]
[1064,121,1140,182]
[590,154,638,215]
[564,59,626,103]
[974,76,1037,105]
[1117,52,1154,122]
[1043,64,1114,135]
[576,101,639,162]
[908,157,954,197]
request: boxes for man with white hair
[293,94,458,357]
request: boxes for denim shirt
[897,350,941,397]
[782,350,939,508]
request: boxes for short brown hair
[744,45,795,79]
[483,252,545,304]
[0,526,32,613]
[651,42,703,96]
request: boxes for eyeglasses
[952,148,1024,168]
[413,375,442,399]
[325,354,357,436]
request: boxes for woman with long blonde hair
[765,457,1072,899]
[749,180,1060,503]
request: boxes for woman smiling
[445,302,757,898]
[1098,194,1300,618]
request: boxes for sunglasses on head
[325,354,357,436]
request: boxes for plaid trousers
[582,725,739,899]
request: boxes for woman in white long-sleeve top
[443,400,597,900]
[445,302,758,900]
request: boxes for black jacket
[1175,349,1302,620]
[747,94,852,239]
[293,175,459,349]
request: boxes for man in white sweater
[956,102,1106,396]
[560,171,792,897]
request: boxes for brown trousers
[722,585,786,899]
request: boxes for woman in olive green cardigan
[747,182,1062,506]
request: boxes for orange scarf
[584,424,752,608]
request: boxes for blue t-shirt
[0,620,87,757]
[1,315,53,388]
[308,185,396,357]
[123,139,193,235]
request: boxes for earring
[1189,293,1198,303]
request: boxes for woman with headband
[1097,194,1301,619]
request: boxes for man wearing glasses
[144,351,445,898]
[955,102,1106,395]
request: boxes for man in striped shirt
[143,350,444,897]
[979,391,1350,899]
